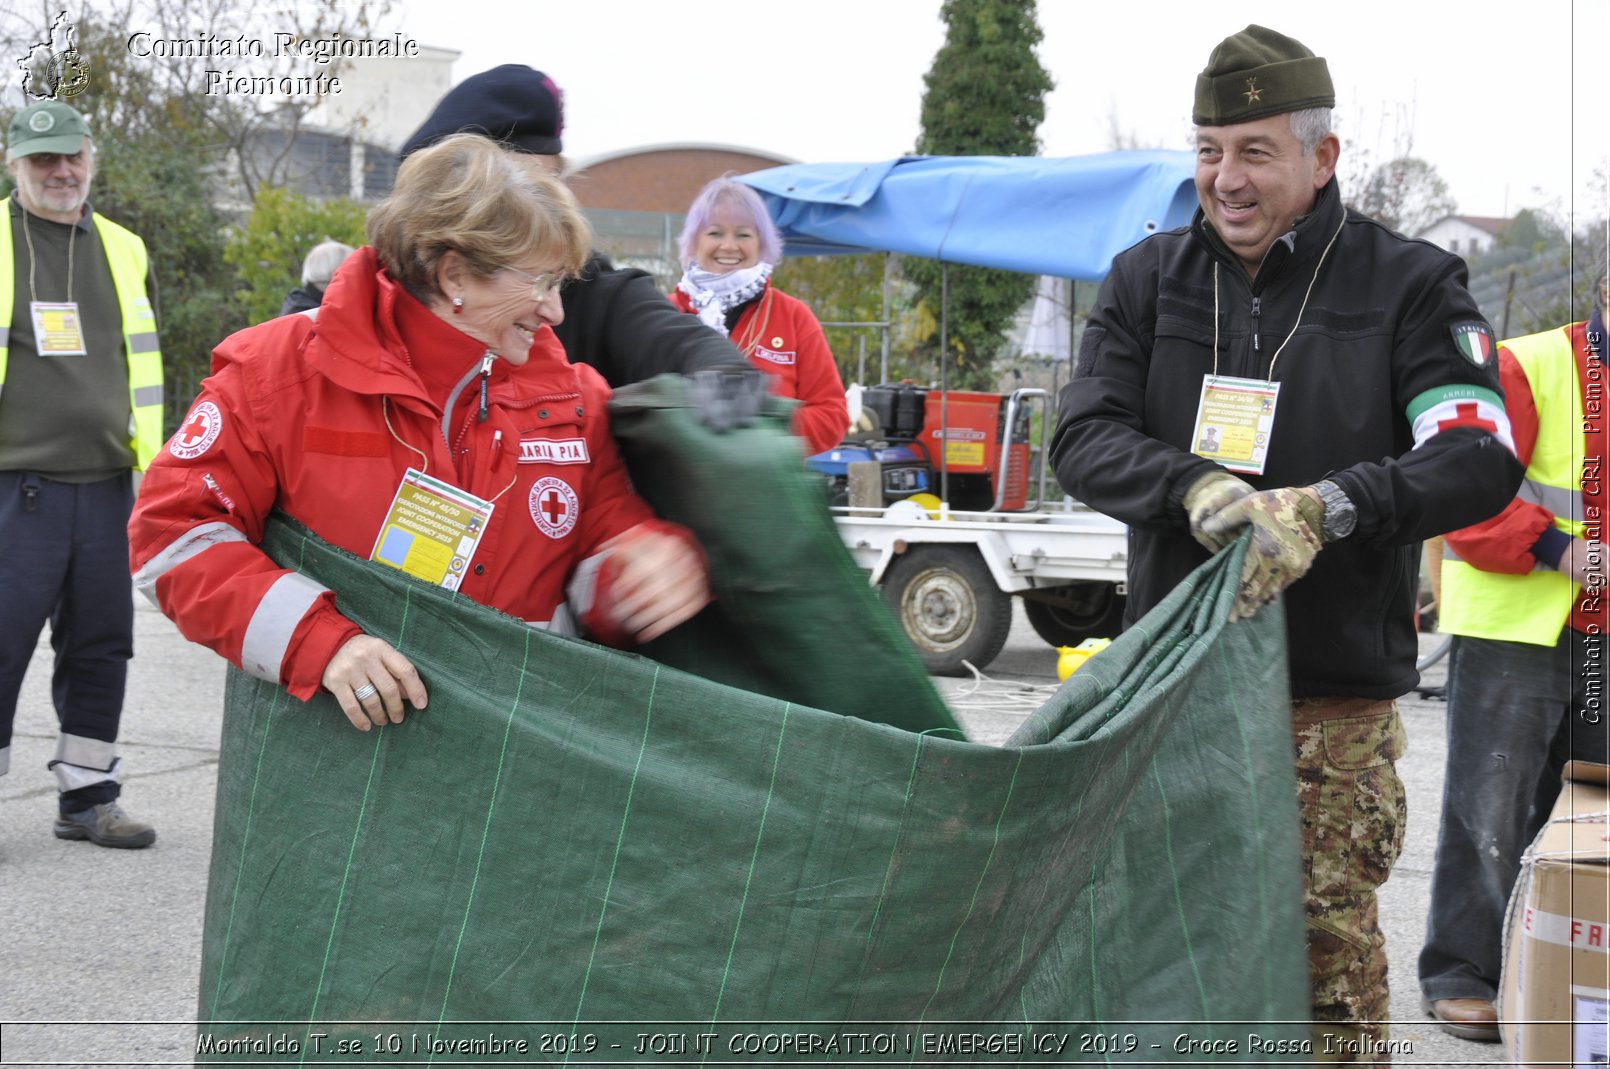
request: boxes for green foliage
[224,187,368,324]
[916,0,1053,158]
[1496,208,1566,254]
[908,0,1051,389]
[91,135,243,430]
[903,260,1041,389]
[771,253,930,385]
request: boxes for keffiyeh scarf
[677,262,773,336]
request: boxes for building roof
[1421,214,1512,236]
[569,142,797,172]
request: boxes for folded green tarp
[195,381,1310,1063]
[606,377,959,738]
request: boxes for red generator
[859,385,1034,512]
[921,391,1033,511]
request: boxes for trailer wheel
[1022,582,1125,649]
[881,546,1012,676]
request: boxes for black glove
[688,368,769,432]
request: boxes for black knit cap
[1193,25,1334,126]
[399,64,564,160]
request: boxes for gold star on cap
[1243,77,1262,104]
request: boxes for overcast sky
[395,0,1604,225]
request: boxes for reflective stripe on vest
[0,199,165,470]
[1440,325,1585,645]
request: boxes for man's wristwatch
[1312,479,1357,541]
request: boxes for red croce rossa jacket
[130,248,692,700]
[669,280,848,454]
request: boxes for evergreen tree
[906,0,1052,389]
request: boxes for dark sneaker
[54,802,157,849]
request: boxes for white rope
[941,660,1062,714]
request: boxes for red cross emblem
[177,412,210,448]
[528,476,579,538]
[168,401,223,460]
[1436,402,1499,435]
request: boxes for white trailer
[833,499,1128,675]
[825,387,1132,675]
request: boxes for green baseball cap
[6,100,91,162]
[1193,25,1335,126]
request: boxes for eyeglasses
[499,264,565,301]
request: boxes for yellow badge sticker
[1192,375,1280,475]
[370,469,494,591]
[29,301,87,356]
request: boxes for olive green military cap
[1193,24,1335,126]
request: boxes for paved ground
[0,597,1507,1066]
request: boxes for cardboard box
[1500,761,1610,1067]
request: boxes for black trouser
[1419,630,1610,1003]
[0,471,135,811]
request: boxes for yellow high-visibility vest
[0,198,165,470]
[1440,325,1585,645]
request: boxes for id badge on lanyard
[370,468,494,591]
[30,301,88,356]
[1191,374,1281,475]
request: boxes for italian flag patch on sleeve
[1407,384,1515,453]
[1450,321,1496,365]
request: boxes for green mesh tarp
[195,383,1311,1064]
[606,377,958,737]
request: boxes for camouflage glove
[1197,487,1326,620]
[1181,469,1257,552]
[688,367,769,432]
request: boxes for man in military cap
[1,99,162,848]
[1050,25,1522,1057]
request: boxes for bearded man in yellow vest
[1418,271,1610,1040]
[0,100,163,848]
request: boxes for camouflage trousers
[1292,697,1407,1066]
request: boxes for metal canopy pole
[939,263,949,508]
[882,252,893,383]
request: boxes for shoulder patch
[169,401,224,460]
[1449,321,1495,366]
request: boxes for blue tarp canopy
[738,151,1198,280]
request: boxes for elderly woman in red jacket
[669,177,848,455]
[130,135,710,732]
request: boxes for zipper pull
[1250,296,1262,353]
[202,472,237,513]
[477,352,494,422]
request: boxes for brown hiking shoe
[1422,997,1501,1042]
[54,802,157,849]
